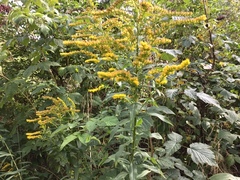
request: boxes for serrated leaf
[218,129,240,144]
[184,88,197,100]
[164,132,182,156]
[187,143,217,166]
[196,92,221,108]
[224,109,240,124]
[166,89,178,99]
[147,112,173,126]
[168,132,183,142]
[137,170,151,179]
[209,173,240,180]
[150,133,163,140]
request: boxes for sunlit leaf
[187,143,217,166]
[196,92,221,108]
[209,173,240,180]
[164,132,182,155]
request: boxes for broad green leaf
[165,89,178,99]
[150,132,163,140]
[137,170,151,179]
[175,163,193,178]
[60,133,78,150]
[164,132,182,155]
[209,173,240,180]
[39,61,60,71]
[100,116,118,127]
[218,129,240,144]
[224,109,240,124]
[86,120,97,132]
[187,143,217,166]
[40,24,50,36]
[196,92,221,108]
[226,154,235,168]
[184,88,197,100]
[147,112,173,126]
[168,132,183,142]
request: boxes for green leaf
[23,65,38,77]
[114,172,128,180]
[226,154,235,168]
[60,133,78,150]
[137,170,151,179]
[150,133,163,140]
[99,116,119,127]
[209,173,240,180]
[184,88,197,100]
[224,109,240,124]
[40,24,50,36]
[218,129,240,144]
[196,92,221,108]
[166,89,179,99]
[187,143,217,166]
[164,132,182,155]
[86,120,97,132]
[142,164,165,178]
[50,124,68,138]
[147,112,173,126]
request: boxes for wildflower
[26,131,42,139]
[88,84,105,93]
[85,59,100,63]
[112,94,126,100]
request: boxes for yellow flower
[26,131,42,139]
[88,84,105,93]
[112,94,126,100]
[85,59,100,63]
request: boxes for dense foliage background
[0,0,239,179]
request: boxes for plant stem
[131,115,137,162]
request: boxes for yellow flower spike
[88,84,105,93]
[85,59,100,63]
[112,94,126,100]
[26,131,41,136]
[26,135,42,139]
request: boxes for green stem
[131,116,137,162]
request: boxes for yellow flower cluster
[98,70,139,86]
[26,96,80,139]
[133,41,152,68]
[147,59,190,85]
[88,84,105,93]
[112,93,126,100]
[152,38,172,46]
[140,1,153,12]
[161,15,207,27]
[85,58,100,63]
[26,131,42,140]
[63,40,101,47]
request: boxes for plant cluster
[0,0,239,179]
